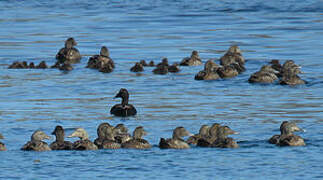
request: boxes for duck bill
[44,134,52,140]
[67,132,77,138]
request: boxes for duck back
[21,141,51,151]
[110,104,137,117]
[50,141,73,150]
[72,140,98,150]
[122,139,151,149]
[278,135,305,146]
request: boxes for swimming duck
[140,60,154,67]
[187,125,210,145]
[197,123,221,147]
[180,50,202,66]
[36,61,48,69]
[56,37,81,64]
[110,88,137,117]
[122,126,151,149]
[100,125,122,149]
[29,62,35,68]
[248,65,279,84]
[87,46,115,70]
[114,124,132,143]
[8,61,29,69]
[130,62,144,72]
[156,58,169,67]
[68,128,98,150]
[94,122,113,148]
[148,60,155,66]
[220,45,245,66]
[168,63,180,73]
[50,125,73,150]
[0,133,6,151]
[153,64,168,75]
[159,127,192,149]
[21,130,51,151]
[279,67,305,85]
[217,64,239,78]
[270,121,305,146]
[195,60,220,80]
[211,126,239,148]
[268,121,289,144]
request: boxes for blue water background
[0,0,323,179]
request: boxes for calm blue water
[0,0,323,179]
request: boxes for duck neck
[55,133,65,143]
[121,96,129,106]
[172,133,183,141]
[281,128,293,136]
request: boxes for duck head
[199,125,210,137]
[217,126,239,140]
[209,123,221,137]
[114,88,130,106]
[104,126,117,141]
[31,130,51,141]
[161,58,168,66]
[68,128,89,140]
[0,133,4,139]
[97,123,112,139]
[280,121,305,135]
[100,46,110,57]
[52,125,65,142]
[172,127,193,140]
[191,50,199,58]
[260,65,279,74]
[204,60,219,72]
[65,37,77,49]
[227,45,241,55]
[114,124,129,135]
[133,126,148,139]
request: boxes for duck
[100,125,122,149]
[268,121,289,144]
[156,58,169,67]
[94,122,113,148]
[217,64,239,78]
[211,126,239,148]
[50,125,73,150]
[248,65,279,84]
[279,67,306,85]
[195,59,220,80]
[153,64,168,75]
[180,50,202,66]
[269,59,282,77]
[29,62,35,68]
[56,37,81,64]
[197,123,221,147]
[168,63,180,73]
[87,46,115,70]
[114,124,132,143]
[68,128,98,150]
[0,133,6,151]
[140,60,154,67]
[187,125,210,145]
[220,45,245,66]
[110,88,137,117]
[159,127,192,149]
[122,126,151,149]
[130,62,144,72]
[270,121,305,146]
[8,61,29,69]
[36,61,48,69]
[21,130,51,151]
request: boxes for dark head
[199,125,210,137]
[31,130,51,141]
[114,88,130,105]
[65,37,77,49]
[162,58,168,65]
[100,46,110,57]
[270,59,281,66]
[133,126,148,139]
[191,50,199,57]
[139,60,148,66]
[97,123,112,138]
[52,125,65,142]
[172,127,193,140]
